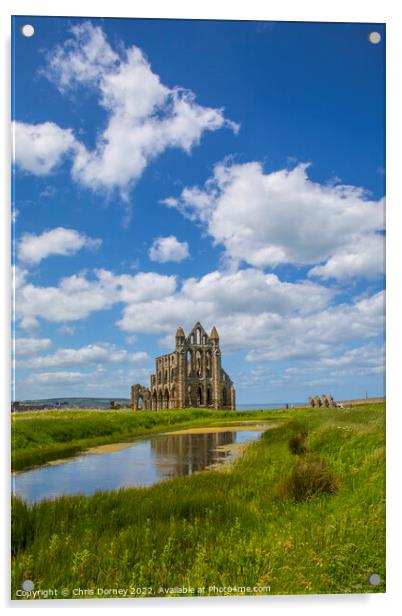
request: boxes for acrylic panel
[11,15,385,601]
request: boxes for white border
[2,1,401,614]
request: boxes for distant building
[131,322,236,411]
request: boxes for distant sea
[237,403,305,411]
[15,399,305,411]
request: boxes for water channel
[13,423,273,504]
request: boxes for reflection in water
[13,427,268,504]
[150,431,235,477]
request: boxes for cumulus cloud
[15,268,176,326]
[17,227,102,265]
[15,22,237,198]
[315,343,385,379]
[14,337,52,356]
[15,263,332,341]
[116,268,333,335]
[243,291,384,361]
[165,161,385,279]
[149,235,190,263]
[308,233,384,280]
[14,262,384,370]
[19,343,148,369]
[13,121,77,175]
[320,343,384,369]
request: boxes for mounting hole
[21,579,34,591]
[21,24,35,38]
[368,32,381,45]
[368,573,381,586]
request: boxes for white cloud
[110,271,177,304]
[223,340,384,395]
[58,324,76,335]
[16,272,116,325]
[16,22,237,198]
[19,343,148,369]
[14,337,52,356]
[15,268,176,327]
[320,343,384,369]
[46,21,119,89]
[26,371,87,385]
[18,318,40,333]
[319,343,385,378]
[116,268,333,335]
[181,269,331,317]
[243,291,384,361]
[162,197,179,208]
[23,366,154,397]
[235,341,385,391]
[13,121,77,175]
[12,266,28,290]
[149,235,189,263]
[165,161,384,279]
[15,263,334,353]
[308,233,384,280]
[14,263,384,369]
[17,227,102,265]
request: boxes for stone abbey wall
[131,322,236,411]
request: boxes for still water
[13,424,272,504]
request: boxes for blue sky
[12,16,385,403]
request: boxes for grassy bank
[12,402,385,597]
[12,407,286,471]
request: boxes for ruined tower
[131,322,236,411]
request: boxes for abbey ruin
[131,322,236,411]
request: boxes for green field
[11,403,385,598]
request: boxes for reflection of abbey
[131,322,236,411]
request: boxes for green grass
[11,403,385,598]
[12,407,285,471]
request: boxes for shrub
[288,430,309,455]
[279,454,339,501]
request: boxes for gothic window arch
[163,388,170,409]
[186,350,192,376]
[197,385,203,406]
[206,351,211,378]
[195,350,202,377]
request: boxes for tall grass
[11,403,385,597]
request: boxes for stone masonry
[131,322,236,410]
